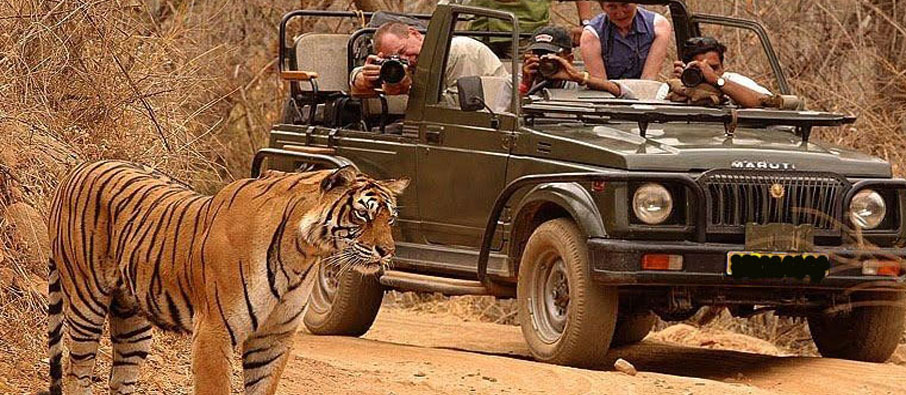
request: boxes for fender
[512,182,607,239]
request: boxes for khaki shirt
[352,36,510,109]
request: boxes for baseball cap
[528,26,572,54]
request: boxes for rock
[614,358,638,376]
[414,371,426,378]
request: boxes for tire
[517,218,619,368]
[807,291,906,362]
[611,308,656,347]
[303,261,385,336]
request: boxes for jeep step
[379,270,514,297]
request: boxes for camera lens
[538,57,561,79]
[680,66,704,87]
[379,59,407,85]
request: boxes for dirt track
[278,308,906,394]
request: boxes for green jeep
[256,1,906,367]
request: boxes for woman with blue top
[580,2,672,81]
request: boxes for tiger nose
[375,245,394,258]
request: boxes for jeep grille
[698,170,850,232]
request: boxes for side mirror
[457,76,485,112]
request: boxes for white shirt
[653,71,771,102]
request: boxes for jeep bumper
[588,238,906,289]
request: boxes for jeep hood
[527,123,891,177]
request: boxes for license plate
[726,251,830,280]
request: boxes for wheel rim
[531,250,570,343]
[309,261,341,313]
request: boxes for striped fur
[45,161,407,394]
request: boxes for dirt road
[277,308,906,394]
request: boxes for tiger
[44,160,407,395]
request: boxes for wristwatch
[715,77,727,89]
[581,19,591,26]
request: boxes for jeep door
[405,6,520,249]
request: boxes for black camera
[374,55,409,85]
[538,56,562,79]
[680,65,705,87]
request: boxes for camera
[538,56,562,79]
[680,64,705,87]
[374,55,409,85]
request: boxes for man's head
[528,25,574,61]
[600,2,638,30]
[683,36,727,74]
[373,22,424,67]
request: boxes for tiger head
[300,166,409,273]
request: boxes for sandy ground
[277,308,906,395]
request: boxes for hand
[522,52,539,81]
[687,60,719,85]
[570,26,584,46]
[358,53,383,89]
[672,60,685,79]
[542,54,581,82]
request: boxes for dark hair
[682,36,727,64]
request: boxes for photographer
[350,21,508,99]
[672,36,772,108]
[520,26,632,98]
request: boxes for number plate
[726,252,830,280]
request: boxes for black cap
[528,25,572,54]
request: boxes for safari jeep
[255,1,906,367]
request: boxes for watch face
[717,78,726,87]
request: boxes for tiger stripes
[45,161,408,394]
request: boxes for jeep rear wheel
[303,261,384,336]
[517,218,618,368]
[807,291,906,362]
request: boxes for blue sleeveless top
[587,7,657,79]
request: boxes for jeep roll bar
[250,148,357,178]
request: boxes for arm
[640,14,672,80]
[350,54,412,97]
[576,2,595,21]
[579,29,608,80]
[684,61,770,108]
[546,55,623,97]
[518,53,540,96]
[570,2,596,44]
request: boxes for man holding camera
[520,25,633,99]
[350,21,508,99]
[672,36,771,108]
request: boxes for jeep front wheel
[303,261,384,336]
[517,218,618,368]
[807,291,906,362]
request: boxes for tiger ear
[320,166,357,192]
[380,177,410,195]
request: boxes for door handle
[425,126,444,144]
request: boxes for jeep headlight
[849,189,886,229]
[632,183,673,225]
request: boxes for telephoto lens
[680,66,705,87]
[538,57,562,79]
[378,58,408,85]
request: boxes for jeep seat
[293,33,349,92]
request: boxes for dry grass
[1,0,905,392]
